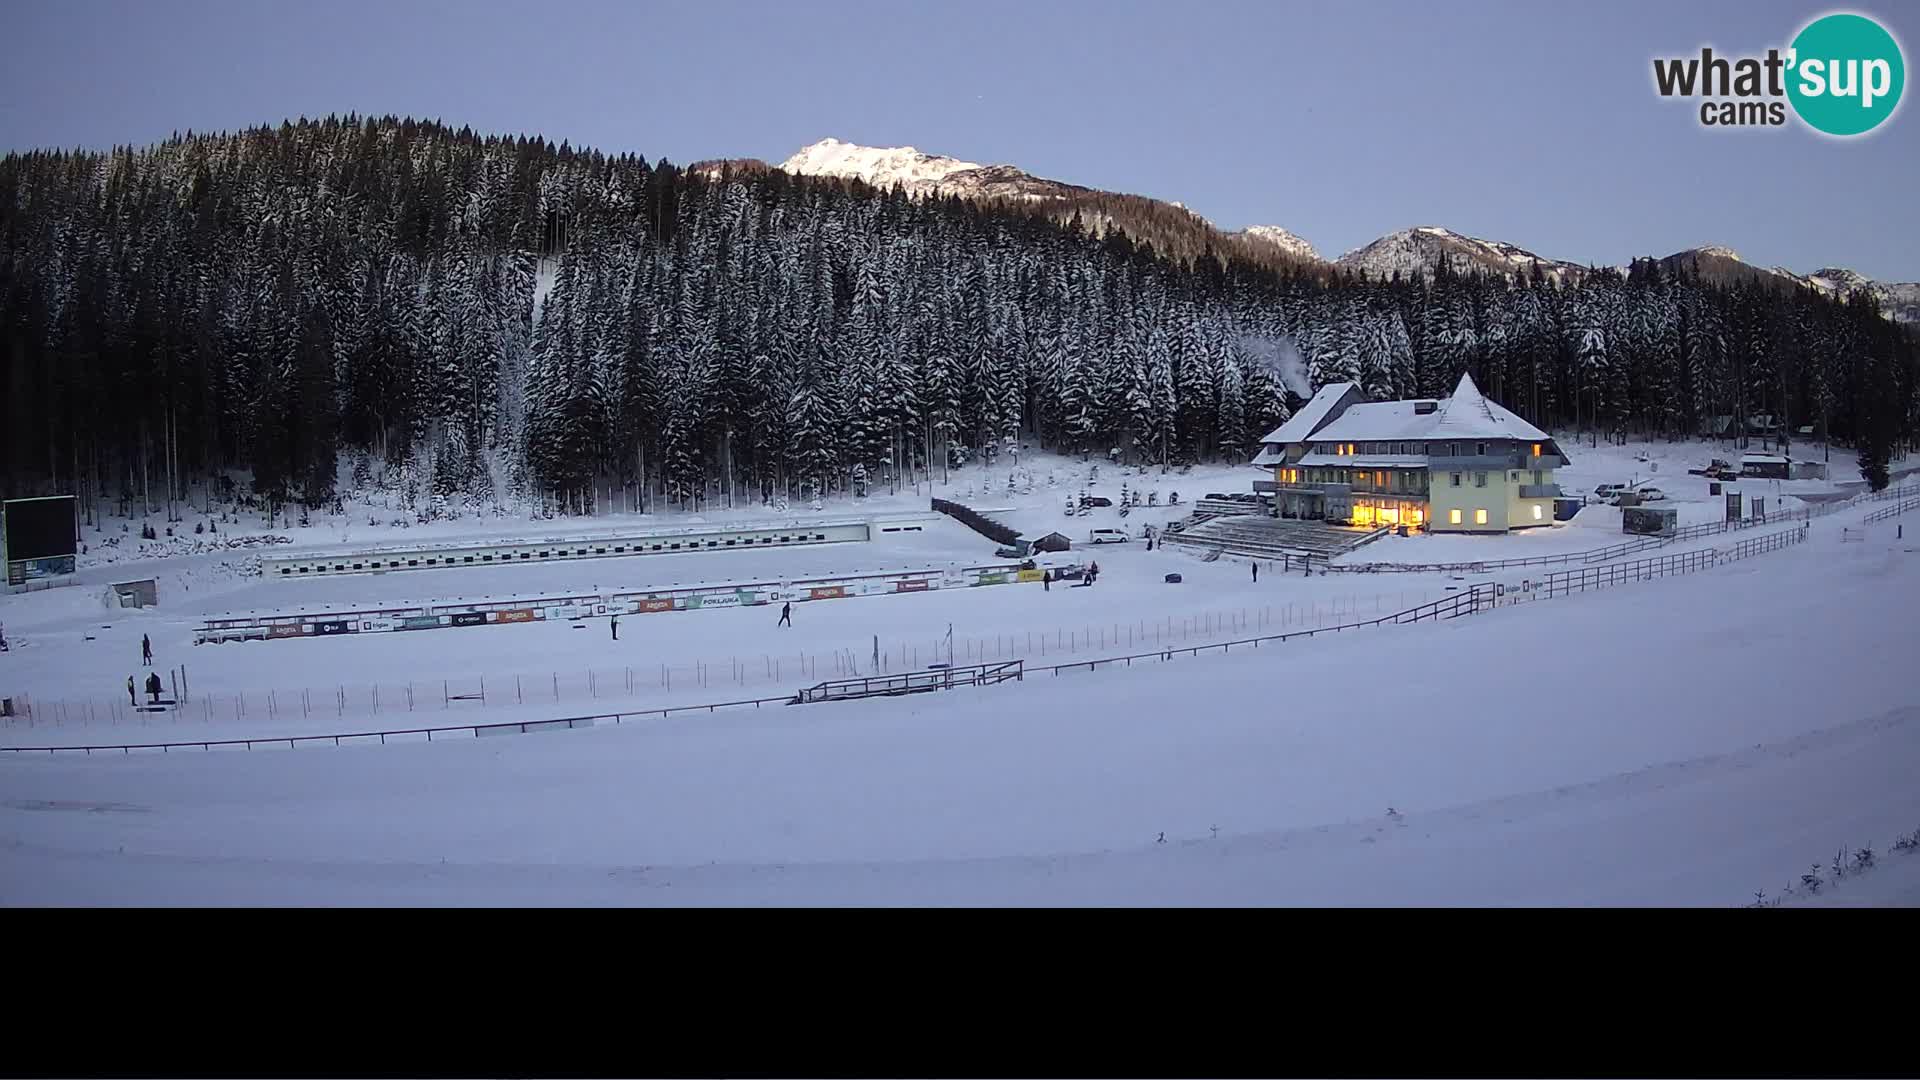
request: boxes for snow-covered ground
[4,440,1915,906]
[2,523,1915,905]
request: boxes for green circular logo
[1786,13,1905,136]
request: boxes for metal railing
[793,660,1024,704]
[0,694,802,755]
[1033,586,1487,676]
[1863,494,1920,524]
[1528,525,1807,600]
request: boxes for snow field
[3,521,1916,905]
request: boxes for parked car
[1635,487,1667,501]
[1594,483,1629,501]
[1087,528,1131,544]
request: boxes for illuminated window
[1352,504,1376,525]
[1532,505,1544,521]
[1531,443,1542,458]
[1448,508,1462,525]
[1475,508,1489,525]
[1378,506,1400,525]
[1410,508,1426,525]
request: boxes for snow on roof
[1256,374,1550,449]
[1256,382,1355,446]
[1741,454,1790,463]
[1426,372,1550,441]
[1308,401,1430,442]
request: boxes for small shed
[1030,531,1073,553]
[1622,506,1677,537]
[1741,454,1791,480]
[109,578,158,609]
[1553,496,1585,521]
[1789,460,1827,480]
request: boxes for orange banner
[809,586,846,600]
[638,598,675,613]
[496,609,536,623]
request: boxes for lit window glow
[1532,505,1544,521]
[1448,508,1462,525]
[1474,508,1489,525]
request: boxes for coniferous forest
[3,116,1916,519]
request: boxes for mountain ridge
[769,136,1912,315]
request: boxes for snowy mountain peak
[1234,225,1320,262]
[1694,244,1743,262]
[1336,226,1579,283]
[779,138,987,195]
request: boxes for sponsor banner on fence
[637,598,674,614]
[7,554,76,585]
[268,623,306,639]
[809,586,847,600]
[496,609,536,623]
[315,620,350,635]
[894,578,930,593]
[973,573,1008,586]
[449,612,486,627]
[399,615,442,631]
[1016,569,1043,583]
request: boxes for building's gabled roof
[1256,382,1356,446]
[1741,453,1790,464]
[1253,372,1556,459]
[1426,372,1550,441]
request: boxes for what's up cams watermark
[1653,11,1905,136]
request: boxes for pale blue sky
[4,0,1915,278]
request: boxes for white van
[1087,528,1131,545]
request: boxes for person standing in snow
[141,634,152,667]
[610,613,619,641]
[1252,561,1259,583]
[145,672,162,705]
[778,602,792,627]
[1042,570,1051,592]
[127,676,136,707]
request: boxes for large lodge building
[1250,372,1569,533]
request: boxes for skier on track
[778,601,792,627]
[141,634,153,667]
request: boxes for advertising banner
[496,609,536,623]
[1016,569,1043,583]
[449,612,486,627]
[894,579,930,593]
[809,586,847,600]
[7,554,77,586]
[399,615,442,631]
[268,623,306,639]
[638,598,675,613]
[315,620,350,635]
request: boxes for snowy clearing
[3,453,1916,905]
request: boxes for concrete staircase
[1161,515,1381,560]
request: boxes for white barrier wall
[195,558,1079,645]
[258,514,934,580]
